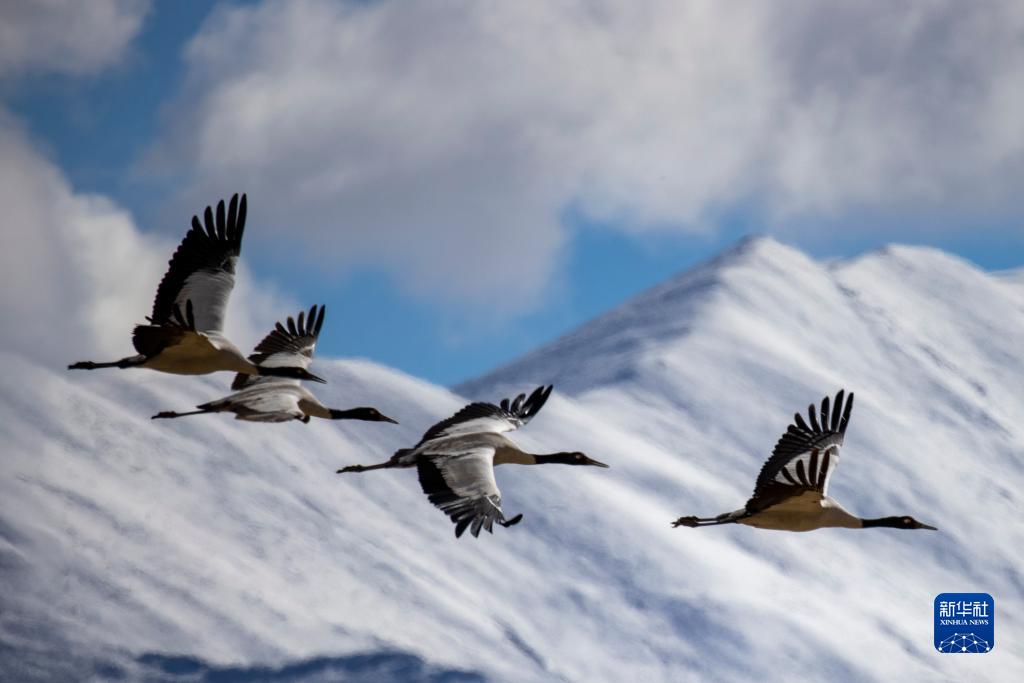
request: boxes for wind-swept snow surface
[3,238,1022,682]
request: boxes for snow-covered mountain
[2,238,1021,682]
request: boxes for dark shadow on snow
[134,650,487,683]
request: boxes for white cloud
[155,0,1024,308]
[0,0,149,79]
[0,113,293,367]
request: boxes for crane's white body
[140,331,256,375]
[736,492,861,532]
[202,382,327,422]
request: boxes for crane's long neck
[494,448,575,466]
[532,452,581,465]
[328,407,397,423]
[860,516,901,528]
[259,366,308,379]
[329,408,371,420]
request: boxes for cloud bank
[0,0,149,79]
[153,0,1024,308]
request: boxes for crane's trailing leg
[337,461,396,474]
[69,355,146,370]
[672,514,737,528]
[151,409,211,420]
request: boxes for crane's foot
[69,356,143,370]
[499,514,524,528]
[672,516,700,528]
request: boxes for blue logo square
[934,593,994,653]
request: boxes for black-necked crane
[337,385,608,537]
[68,194,324,383]
[673,390,937,532]
[151,304,396,425]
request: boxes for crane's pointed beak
[917,522,938,530]
[381,415,399,424]
[587,457,610,468]
[307,372,327,384]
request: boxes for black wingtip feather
[226,194,238,241]
[237,194,247,241]
[831,390,844,431]
[841,391,854,434]
[314,304,325,335]
[203,205,215,240]
[215,199,226,240]
[470,517,485,537]
[521,385,553,419]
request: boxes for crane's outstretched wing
[745,390,854,513]
[415,385,553,447]
[150,193,246,332]
[231,304,326,390]
[417,447,523,538]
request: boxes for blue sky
[3,1,1022,385]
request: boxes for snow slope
[2,238,1022,682]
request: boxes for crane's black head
[544,451,609,468]
[259,366,327,383]
[863,515,937,530]
[329,407,398,423]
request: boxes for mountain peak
[722,233,785,256]
[698,234,806,271]
[458,236,1019,401]
[457,236,822,396]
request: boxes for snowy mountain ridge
[2,237,1022,682]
